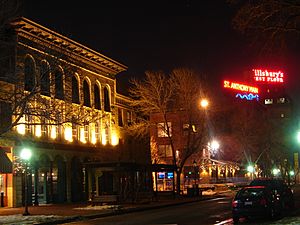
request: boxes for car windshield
[238,188,265,198]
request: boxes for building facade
[150,111,240,193]
[0,17,150,207]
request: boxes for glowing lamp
[20,148,32,161]
[200,99,209,108]
[247,165,254,173]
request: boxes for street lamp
[20,148,32,216]
[200,99,209,109]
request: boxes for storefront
[152,164,176,192]
[0,147,13,207]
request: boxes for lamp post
[200,99,209,109]
[20,148,32,216]
[193,160,197,187]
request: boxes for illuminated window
[264,99,273,105]
[41,121,48,138]
[94,84,101,110]
[25,115,34,135]
[72,75,80,104]
[24,55,36,91]
[40,60,50,96]
[157,122,172,137]
[72,122,78,141]
[127,111,132,125]
[158,145,173,158]
[83,80,91,107]
[280,113,285,118]
[84,123,89,142]
[95,122,100,143]
[277,98,285,104]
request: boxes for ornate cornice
[10,17,128,75]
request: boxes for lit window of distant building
[264,99,273,105]
[158,145,173,158]
[280,113,285,118]
[157,122,172,137]
[277,98,285,104]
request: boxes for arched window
[83,80,90,107]
[55,67,64,100]
[40,60,50,96]
[24,55,36,91]
[94,84,101,110]
[104,86,111,112]
[72,75,80,104]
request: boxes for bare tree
[129,68,208,194]
[229,0,300,54]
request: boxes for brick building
[0,17,150,207]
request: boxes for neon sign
[236,93,259,101]
[223,80,259,94]
[253,69,284,83]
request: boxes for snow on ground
[0,214,73,225]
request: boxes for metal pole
[23,162,30,216]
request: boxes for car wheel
[233,216,239,223]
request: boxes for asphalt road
[64,186,300,225]
[65,196,234,225]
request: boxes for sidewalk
[0,191,230,225]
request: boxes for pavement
[0,191,231,225]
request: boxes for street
[64,196,235,225]
[64,186,300,225]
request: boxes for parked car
[232,186,281,223]
[249,178,294,209]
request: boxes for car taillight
[232,200,238,208]
[260,198,267,205]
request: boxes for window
[84,122,89,142]
[94,84,101,110]
[24,55,36,91]
[157,122,172,137]
[72,122,78,141]
[127,111,132,125]
[118,108,123,127]
[72,75,80,104]
[41,118,48,138]
[104,86,111,112]
[83,80,91,107]
[158,145,173,158]
[264,99,273,105]
[277,98,285,104]
[40,60,50,96]
[95,122,100,143]
[54,67,64,100]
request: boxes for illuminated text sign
[253,69,284,83]
[223,80,259,94]
[236,93,259,101]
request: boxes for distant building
[0,17,150,207]
[150,111,240,192]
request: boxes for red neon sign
[223,80,259,94]
[253,69,284,83]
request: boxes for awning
[0,148,12,173]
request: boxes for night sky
[23,0,300,110]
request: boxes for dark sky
[23,0,299,107]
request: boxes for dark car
[232,186,281,223]
[249,178,294,209]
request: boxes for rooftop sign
[223,80,259,94]
[253,69,284,83]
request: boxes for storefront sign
[253,69,284,83]
[236,93,259,101]
[223,80,259,94]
